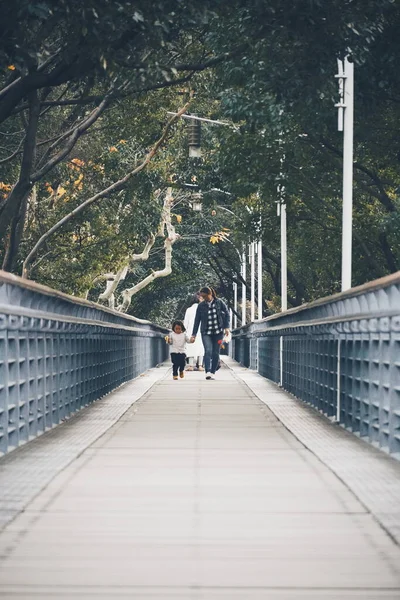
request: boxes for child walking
[165,320,192,380]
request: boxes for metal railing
[232,272,400,458]
[0,271,169,455]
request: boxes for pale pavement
[0,359,400,599]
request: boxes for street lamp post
[277,111,288,312]
[233,281,238,329]
[278,200,287,311]
[335,55,354,291]
[257,239,263,319]
[241,249,246,326]
[250,242,255,322]
[169,110,255,321]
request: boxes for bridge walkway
[0,359,400,599]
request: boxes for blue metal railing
[232,272,400,458]
[0,271,168,455]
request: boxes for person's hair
[192,293,200,304]
[172,319,186,332]
[199,286,217,298]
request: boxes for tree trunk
[379,232,398,273]
[262,247,307,306]
[2,191,29,272]
[0,89,40,248]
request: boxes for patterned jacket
[192,298,230,336]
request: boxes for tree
[0,0,234,267]
[2,0,400,321]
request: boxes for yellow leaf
[74,174,84,188]
[176,214,182,223]
[7,65,16,71]
[70,158,85,169]
[109,146,118,153]
[119,139,127,144]
[56,186,66,198]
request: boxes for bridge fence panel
[0,272,168,455]
[231,273,400,458]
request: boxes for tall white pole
[257,240,263,319]
[341,56,354,291]
[281,201,287,311]
[250,242,255,322]
[241,251,246,326]
[278,111,287,312]
[233,282,238,329]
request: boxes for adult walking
[183,295,204,371]
[190,286,230,380]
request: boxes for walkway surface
[1,359,400,599]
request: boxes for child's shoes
[179,372,184,379]
[173,375,178,380]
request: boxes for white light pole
[233,282,238,329]
[277,111,287,312]
[277,199,287,312]
[250,242,255,321]
[335,55,354,291]
[257,239,263,319]
[280,201,287,311]
[241,250,246,326]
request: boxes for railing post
[336,338,341,422]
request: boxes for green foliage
[1,0,400,321]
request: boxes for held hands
[223,328,231,344]
[190,336,196,343]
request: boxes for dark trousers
[171,353,186,376]
[201,332,223,374]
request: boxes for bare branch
[130,234,156,262]
[98,266,129,308]
[117,189,180,312]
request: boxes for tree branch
[262,247,307,305]
[32,94,111,181]
[98,266,129,308]
[318,136,396,213]
[22,99,192,278]
[0,89,41,243]
[117,188,180,312]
